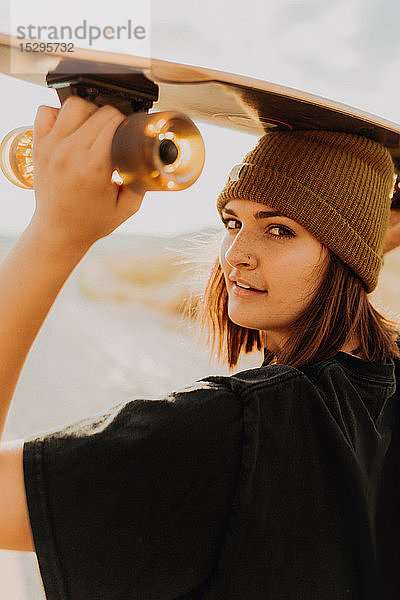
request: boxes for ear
[390,174,400,210]
[383,208,400,255]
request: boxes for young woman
[0,97,399,600]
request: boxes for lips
[231,282,267,297]
[228,276,266,292]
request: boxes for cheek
[270,246,325,295]
[219,239,230,274]
[218,242,224,267]
[282,248,326,297]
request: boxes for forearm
[0,99,143,439]
[0,222,89,438]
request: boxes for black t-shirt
[23,349,400,600]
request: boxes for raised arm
[0,96,145,550]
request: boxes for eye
[222,218,295,239]
[221,218,240,230]
[266,225,295,239]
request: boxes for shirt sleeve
[23,381,243,600]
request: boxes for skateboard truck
[0,59,205,193]
[45,58,160,115]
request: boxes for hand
[30,96,145,250]
[383,208,400,255]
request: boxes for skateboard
[1,31,400,206]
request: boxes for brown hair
[184,232,400,370]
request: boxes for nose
[224,240,257,269]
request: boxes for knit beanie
[217,130,396,292]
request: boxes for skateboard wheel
[0,126,34,189]
[0,112,205,194]
[111,111,205,193]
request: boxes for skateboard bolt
[85,87,99,97]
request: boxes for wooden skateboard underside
[1,32,400,173]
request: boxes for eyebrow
[221,207,289,220]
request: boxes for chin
[227,309,261,331]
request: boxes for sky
[1,0,400,238]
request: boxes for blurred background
[1,0,400,597]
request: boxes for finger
[33,106,60,163]
[83,110,126,179]
[33,105,59,143]
[50,96,99,139]
[72,104,125,151]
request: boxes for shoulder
[198,357,384,413]
[199,363,310,398]
[25,379,244,455]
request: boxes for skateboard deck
[1,31,400,176]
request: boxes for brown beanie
[217,130,396,292]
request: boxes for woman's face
[219,199,329,352]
